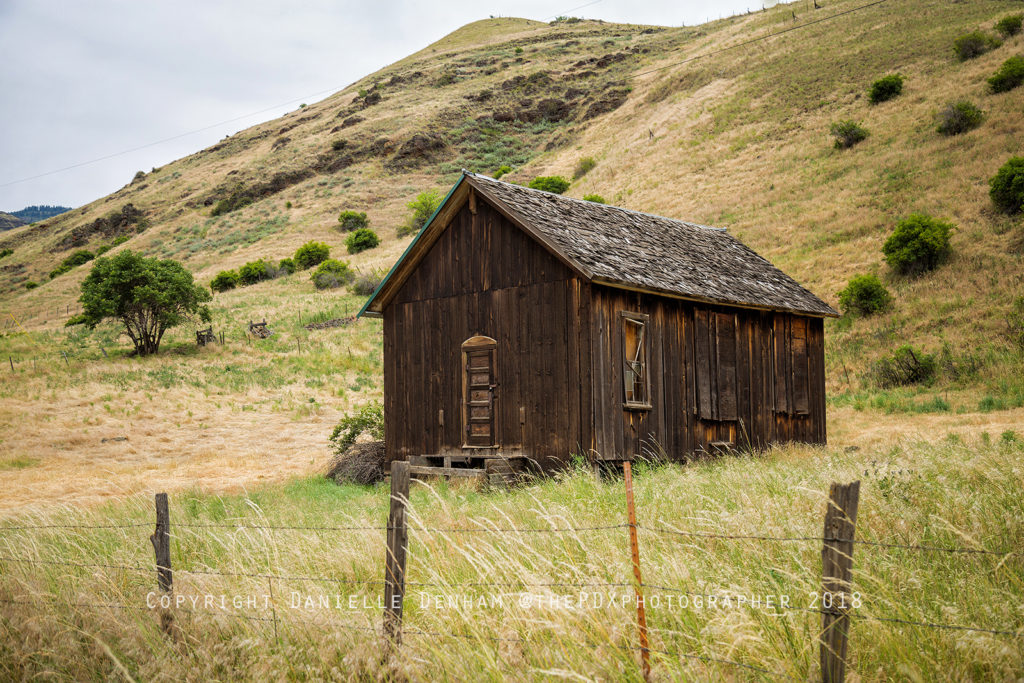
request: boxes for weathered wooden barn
[360,171,838,476]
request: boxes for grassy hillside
[0,0,1023,509]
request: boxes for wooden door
[463,336,497,447]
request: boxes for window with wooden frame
[462,336,497,447]
[621,311,651,410]
[694,309,739,422]
[773,316,810,416]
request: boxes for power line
[0,84,350,189]
[633,0,890,78]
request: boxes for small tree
[936,101,983,136]
[399,190,442,237]
[294,241,330,269]
[528,176,571,194]
[988,55,1024,94]
[995,14,1023,38]
[830,120,868,149]
[346,228,380,254]
[277,258,296,275]
[78,250,211,356]
[837,274,893,316]
[952,31,1001,61]
[882,214,953,276]
[989,156,1024,214]
[868,74,904,104]
[337,210,368,232]
[210,269,240,293]
[310,259,355,289]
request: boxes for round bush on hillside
[277,258,296,275]
[310,259,355,290]
[294,241,330,270]
[492,165,512,180]
[210,269,240,293]
[988,55,1024,94]
[868,74,904,104]
[573,156,597,179]
[582,194,606,204]
[351,269,385,296]
[238,259,273,286]
[398,190,442,237]
[989,156,1024,214]
[829,120,868,149]
[337,210,368,232]
[936,101,983,136]
[882,214,953,276]
[995,14,1022,38]
[528,176,571,194]
[345,227,380,254]
[837,274,893,317]
[953,31,1001,61]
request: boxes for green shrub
[953,31,1001,61]
[882,214,954,276]
[331,138,346,151]
[399,190,442,237]
[995,14,1023,37]
[24,281,38,290]
[337,210,368,232]
[868,74,903,104]
[329,401,384,455]
[582,194,606,204]
[345,228,380,254]
[95,245,111,256]
[277,258,296,275]
[493,165,512,180]
[936,101,984,136]
[238,259,273,285]
[64,313,88,327]
[573,156,597,179]
[310,259,355,290]
[49,250,95,279]
[989,156,1024,214]
[873,345,937,387]
[0,248,12,259]
[837,274,893,316]
[351,269,385,296]
[111,235,130,247]
[988,55,1024,93]
[210,269,240,293]
[294,241,330,269]
[830,120,868,149]
[528,175,571,194]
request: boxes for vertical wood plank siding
[588,286,826,461]
[381,195,827,471]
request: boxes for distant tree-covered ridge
[9,205,72,223]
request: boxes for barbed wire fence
[0,465,1022,681]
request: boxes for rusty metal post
[624,460,650,679]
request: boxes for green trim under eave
[357,173,468,319]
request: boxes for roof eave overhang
[589,277,840,318]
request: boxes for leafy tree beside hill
[78,250,211,356]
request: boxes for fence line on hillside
[0,473,1022,681]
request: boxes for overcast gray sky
[0,0,767,211]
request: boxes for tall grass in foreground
[1,437,1022,680]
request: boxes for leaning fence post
[150,492,174,634]
[623,460,650,680]
[383,460,410,649]
[820,481,860,683]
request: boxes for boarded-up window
[694,309,738,421]
[462,336,497,447]
[621,311,651,409]
[773,316,810,415]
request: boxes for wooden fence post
[383,460,410,649]
[820,481,860,683]
[623,460,650,680]
[150,492,174,634]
